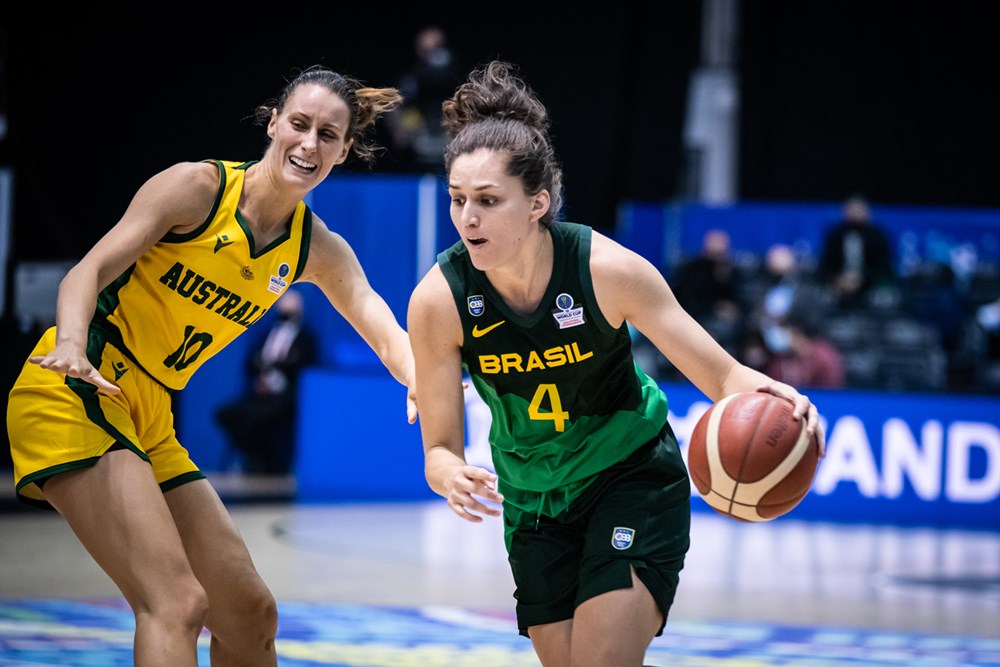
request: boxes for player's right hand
[30,347,121,396]
[444,465,504,523]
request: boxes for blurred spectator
[386,25,462,173]
[902,260,969,356]
[671,229,745,353]
[758,243,809,321]
[759,314,846,389]
[817,194,895,308]
[216,289,317,475]
[741,243,833,365]
[975,297,1000,388]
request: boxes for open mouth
[467,237,487,247]
[289,156,317,173]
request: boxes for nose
[301,129,318,153]
[460,202,479,228]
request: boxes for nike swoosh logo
[471,320,506,338]
[214,237,235,253]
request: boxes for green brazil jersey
[438,222,670,522]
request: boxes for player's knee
[243,588,279,638]
[150,580,209,637]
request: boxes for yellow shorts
[7,326,204,509]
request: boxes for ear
[529,189,551,223]
[266,108,278,140]
[334,138,354,165]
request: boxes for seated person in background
[817,194,895,309]
[756,313,846,390]
[216,289,317,475]
[759,243,805,321]
[976,297,1000,385]
[671,229,745,353]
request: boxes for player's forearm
[424,444,467,497]
[53,266,101,347]
[379,327,415,388]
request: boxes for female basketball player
[7,66,416,666]
[407,60,826,667]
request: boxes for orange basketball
[687,391,820,522]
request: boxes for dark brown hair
[442,60,564,226]
[255,65,403,165]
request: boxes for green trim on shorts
[67,335,151,461]
[161,471,208,493]
[15,458,104,510]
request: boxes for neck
[241,161,303,238]
[487,226,554,315]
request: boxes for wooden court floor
[0,473,998,666]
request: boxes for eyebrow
[289,111,344,132]
[448,182,498,191]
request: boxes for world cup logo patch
[611,527,635,550]
[552,292,585,329]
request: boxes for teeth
[290,156,316,170]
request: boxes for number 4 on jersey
[528,383,570,432]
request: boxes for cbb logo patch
[468,295,485,317]
[611,527,635,550]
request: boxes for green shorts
[507,424,691,637]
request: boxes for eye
[480,196,497,206]
[450,195,466,206]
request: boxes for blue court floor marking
[0,598,997,666]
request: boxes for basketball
[687,391,820,522]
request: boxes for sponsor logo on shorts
[611,526,635,550]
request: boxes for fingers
[447,466,504,522]
[88,370,121,396]
[28,355,121,396]
[759,382,826,456]
[814,416,828,458]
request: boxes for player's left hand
[756,382,826,457]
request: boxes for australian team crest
[468,294,485,317]
[611,527,635,550]
[552,292,585,329]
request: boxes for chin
[466,251,493,272]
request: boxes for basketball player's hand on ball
[30,343,121,396]
[445,465,504,523]
[756,382,826,457]
[406,384,418,424]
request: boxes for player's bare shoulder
[408,264,461,343]
[410,264,449,311]
[153,161,221,198]
[588,229,644,278]
[126,161,222,235]
[588,229,655,296]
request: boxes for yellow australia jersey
[91,159,312,391]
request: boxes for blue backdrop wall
[178,175,1000,531]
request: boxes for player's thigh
[44,449,199,606]
[164,479,273,610]
[576,439,690,628]
[571,566,661,666]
